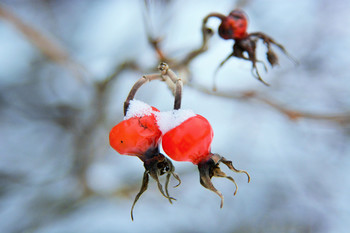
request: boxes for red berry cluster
[109,62,250,220]
[203,9,297,88]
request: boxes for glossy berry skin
[218,9,248,40]
[109,107,161,157]
[162,115,214,164]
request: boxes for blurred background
[1,0,350,232]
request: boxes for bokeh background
[1,0,350,232]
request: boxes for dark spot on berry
[232,15,242,20]
[138,118,148,129]
[121,140,124,143]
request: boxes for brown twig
[179,19,215,67]
[99,61,141,91]
[257,96,350,123]
[149,37,167,61]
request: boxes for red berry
[162,114,213,164]
[109,108,161,157]
[161,112,250,208]
[109,100,180,220]
[218,9,248,40]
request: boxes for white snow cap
[124,99,196,134]
[124,100,154,120]
[155,109,196,134]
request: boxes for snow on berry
[124,99,157,120]
[155,109,196,134]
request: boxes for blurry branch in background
[0,4,94,203]
[143,0,167,62]
[187,83,350,124]
[0,3,112,203]
[0,3,349,231]
[0,5,87,82]
[1,1,349,215]
[99,61,141,91]
[179,22,214,67]
[140,1,350,126]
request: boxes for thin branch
[187,82,350,124]
[143,0,167,61]
[257,96,350,123]
[99,60,140,91]
[179,13,227,67]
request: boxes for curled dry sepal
[109,63,250,220]
[203,9,297,88]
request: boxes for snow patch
[124,100,154,120]
[155,109,196,134]
[124,100,196,134]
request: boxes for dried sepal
[130,149,181,221]
[219,156,251,183]
[213,37,270,89]
[131,170,149,221]
[250,32,298,66]
[146,155,177,203]
[203,10,297,88]
[197,153,250,208]
[165,164,181,198]
[266,48,279,67]
[212,165,238,196]
[198,158,224,208]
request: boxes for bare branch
[187,82,350,124]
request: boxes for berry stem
[250,32,299,65]
[124,74,162,115]
[174,78,183,110]
[124,62,183,115]
[181,15,216,66]
[158,62,183,110]
[197,153,251,208]
[202,13,226,25]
